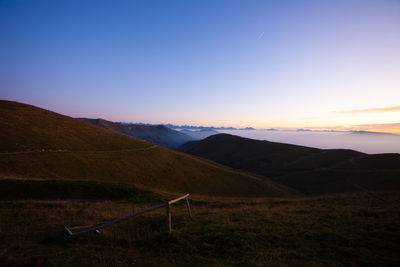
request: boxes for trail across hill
[0,145,158,155]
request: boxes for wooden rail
[65,193,192,237]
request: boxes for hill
[179,134,400,194]
[0,100,296,198]
[79,118,194,149]
[179,134,363,174]
[0,101,150,152]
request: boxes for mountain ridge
[79,118,194,149]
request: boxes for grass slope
[0,192,399,266]
[0,100,295,198]
[0,179,161,203]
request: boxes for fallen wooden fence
[65,193,192,237]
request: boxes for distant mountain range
[121,122,398,136]
[79,118,195,149]
[124,123,255,131]
[165,124,254,131]
[179,134,400,195]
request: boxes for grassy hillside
[0,100,150,152]
[0,100,296,198]
[0,148,297,197]
[0,179,161,203]
[79,118,194,149]
[1,192,399,266]
[337,153,400,169]
[179,134,400,194]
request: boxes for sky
[1,0,399,132]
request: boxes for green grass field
[1,192,399,266]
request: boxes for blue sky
[1,0,399,131]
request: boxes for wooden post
[166,203,172,233]
[185,197,192,219]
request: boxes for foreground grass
[0,192,399,266]
[0,179,161,203]
[277,169,400,195]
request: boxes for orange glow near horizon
[302,123,400,134]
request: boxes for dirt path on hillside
[0,145,158,155]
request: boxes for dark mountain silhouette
[179,134,400,194]
[79,118,195,149]
[349,130,398,136]
[179,134,359,174]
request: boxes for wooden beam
[66,202,167,237]
[185,197,192,219]
[166,204,172,233]
[168,193,190,205]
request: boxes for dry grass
[0,149,296,198]
[1,191,399,266]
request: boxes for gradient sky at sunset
[1,0,399,132]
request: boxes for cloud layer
[307,123,400,133]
